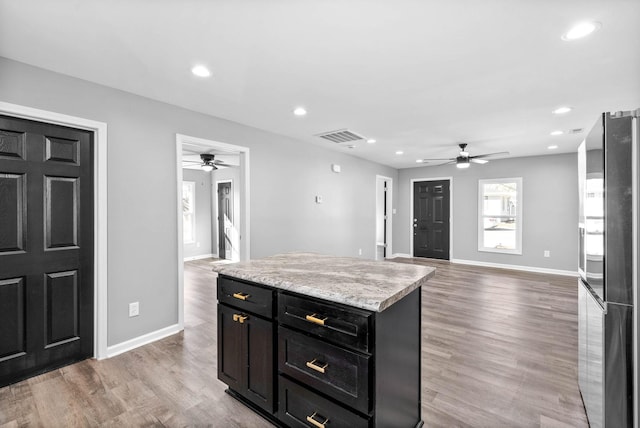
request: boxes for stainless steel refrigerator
[578,110,638,428]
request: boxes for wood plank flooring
[0,258,588,427]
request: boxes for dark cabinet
[217,277,275,414]
[217,274,423,427]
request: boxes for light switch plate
[129,302,140,317]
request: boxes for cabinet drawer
[278,292,371,352]
[218,275,274,318]
[279,376,369,428]
[279,327,370,414]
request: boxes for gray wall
[182,168,213,259]
[0,57,397,346]
[395,153,578,271]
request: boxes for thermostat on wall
[331,164,341,173]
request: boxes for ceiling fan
[419,143,509,169]
[183,153,236,172]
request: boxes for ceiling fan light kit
[456,158,470,169]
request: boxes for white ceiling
[1,0,638,169]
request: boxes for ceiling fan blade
[470,158,488,164]
[470,151,509,159]
[182,160,201,164]
[420,158,455,162]
[214,162,237,168]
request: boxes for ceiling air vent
[569,128,584,134]
[316,129,365,144]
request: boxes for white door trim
[375,175,393,260]
[0,101,109,360]
[214,179,233,260]
[409,177,453,260]
[176,134,250,330]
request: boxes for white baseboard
[183,253,216,262]
[451,258,578,277]
[105,323,183,359]
[388,253,411,259]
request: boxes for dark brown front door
[413,180,450,260]
[217,181,232,260]
[0,115,94,387]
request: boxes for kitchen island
[213,252,435,428]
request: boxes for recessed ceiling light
[548,145,559,150]
[293,107,307,116]
[395,151,404,155]
[552,106,572,115]
[562,21,601,41]
[416,159,423,163]
[367,139,376,144]
[191,65,211,77]
[550,130,564,136]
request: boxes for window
[478,178,522,254]
[183,181,196,243]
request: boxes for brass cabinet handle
[306,412,329,428]
[232,292,250,301]
[232,313,249,323]
[305,313,328,326]
[305,358,328,374]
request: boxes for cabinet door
[244,315,274,413]
[218,304,245,392]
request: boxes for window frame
[477,177,523,255]
[182,180,196,244]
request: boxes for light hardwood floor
[0,258,587,427]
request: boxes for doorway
[411,178,451,260]
[175,134,250,330]
[0,114,94,386]
[375,175,393,260]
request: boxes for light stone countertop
[211,252,436,312]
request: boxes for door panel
[45,177,79,249]
[0,115,93,387]
[0,129,26,159]
[413,180,450,260]
[45,270,79,346]
[0,173,26,252]
[45,136,79,164]
[0,277,26,361]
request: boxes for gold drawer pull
[306,412,329,428]
[305,313,327,326]
[232,292,250,301]
[232,313,248,323]
[305,358,328,374]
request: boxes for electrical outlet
[315,195,323,204]
[544,250,550,258]
[358,248,362,256]
[129,302,139,317]
[196,241,201,248]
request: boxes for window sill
[478,247,522,255]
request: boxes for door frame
[409,177,453,260]
[0,101,109,360]
[215,178,233,260]
[375,175,393,260]
[176,134,250,330]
